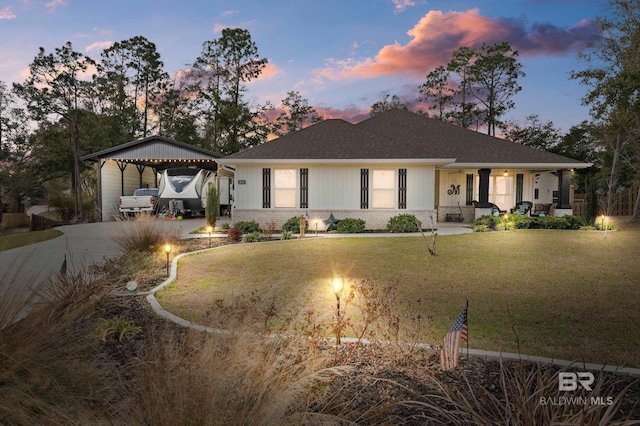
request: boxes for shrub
[386,214,420,233]
[205,184,219,229]
[594,222,615,231]
[536,216,570,229]
[234,220,261,233]
[282,216,308,233]
[94,317,141,342]
[563,215,585,230]
[280,230,293,240]
[336,218,366,233]
[472,224,489,232]
[494,220,515,231]
[227,227,243,241]
[472,215,500,229]
[241,231,262,243]
[47,192,75,223]
[510,213,533,229]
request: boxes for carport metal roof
[81,135,222,170]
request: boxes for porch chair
[472,201,506,217]
[531,203,552,217]
[510,201,533,215]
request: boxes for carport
[81,136,221,222]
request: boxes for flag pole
[466,299,469,365]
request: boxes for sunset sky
[0,0,607,132]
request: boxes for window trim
[274,169,297,208]
[371,169,395,209]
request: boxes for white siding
[100,160,158,221]
[231,162,437,230]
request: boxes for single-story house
[217,108,590,230]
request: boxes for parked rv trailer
[157,168,213,217]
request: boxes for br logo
[558,372,595,391]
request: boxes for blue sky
[0,0,607,131]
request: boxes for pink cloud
[318,8,600,80]
[391,0,416,14]
[255,61,281,80]
[85,41,113,52]
[0,6,16,19]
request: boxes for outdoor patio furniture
[510,201,533,215]
[531,203,553,217]
[472,200,507,217]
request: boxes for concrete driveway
[0,218,207,298]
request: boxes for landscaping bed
[159,223,640,368]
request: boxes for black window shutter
[466,174,474,205]
[398,168,407,209]
[262,168,271,208]
[516,174,524,204]
[360,168,369,209]
[300,168,308,208]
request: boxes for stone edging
[146,244,640,378]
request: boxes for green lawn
[158,219,640,368]
[0,228,63,252]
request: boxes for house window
[262,168,271,208]
[274,169,296,208]
[398,168,407,209]
[360,169,369,209]
[372,170,394,209]
[490,176,513,209]
[300,168,308,209]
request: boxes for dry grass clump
[126,331,354,426]
[111,217,183,254]
[0,269,129,424]
[397,359,639,425]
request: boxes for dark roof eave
[80,135,222,161]
[442,162,593,170]
[217,158,458,166]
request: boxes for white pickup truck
[119,188,159,214]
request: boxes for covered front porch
[435,167,576,223]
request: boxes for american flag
[440,307,468,371]
[60,254,67,276]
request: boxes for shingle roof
[221,109,589,167]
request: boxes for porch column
[557,169,571,209]
[477,168,491,207]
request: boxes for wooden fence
[573,185,638,217]
[1,213,30,230]
[30,213,63,232]
[605,185,638,216]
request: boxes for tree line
[1,0,639,223]
[0,28,322,220]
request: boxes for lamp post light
[602,215,608,239]
[503,213,509,232]
[332,275,344,345]
[164,243,172,276]
[206,225,213,247]
[314,218,319,237]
